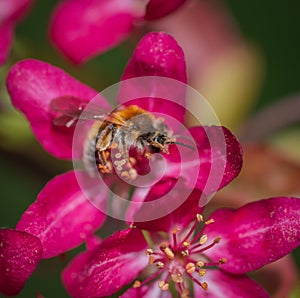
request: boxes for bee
[51,97,192,180]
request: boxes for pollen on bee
[115,152,122,159]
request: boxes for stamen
[160,243,175,260]
[171,273,184,284]
[158,280,169,291]
[185,262,196,274]
[183,241,190,247]
[133,280,141,288]
[205,218,215,225]
[156,261,165,269]
[180,215,202,246]
[172,227,180,248]
[201,282,208,291]
[196,214,204,222]
[219,258,227,264]
[196,260,205,268]
[199,234,208,245]
[146,249,153,256]
[191,237,221,254]
[198,269,206,277]
[148,255,155,265]
[181,250,189,257]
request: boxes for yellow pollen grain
[198,269,206,277]
[185,262,196,274]
[156,261,164,269]
[148,255,155,265]
[219,258,227,264]
[201,282,208,291]
[158,280,169,291]
[171,273,183,283]
[196,260,205,267]
[196,214,204,222]
[214,237,221,243]
[199,234,208,245]
[183,241,190,247]
[133,280,141,288]
[146,249,153,255]
[205,218,215,225]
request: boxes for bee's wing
[51,96,109,127]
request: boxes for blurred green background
[0,0,299,297]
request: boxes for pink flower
[6,31,242,199]
[62,197,300,298]
[49,0,187,64]
[3,32,243,295]
[0,0,33,65]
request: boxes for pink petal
[145,0,187,20]
[0,24,13,66]
[62,228,148,298]
[49,0,146,64]
[203,197,300,274]
[0,0,33,24]
[120,32,187,123]
[6,59,108,159]
[16,171,106,259]
[164,126,243,198]
[194,270,269,298]
[0,0,33,65]
[0,229,42,296]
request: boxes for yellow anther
[196,214,204,222]
[199,234,208,245]
[183,241,190,247]
[205,218,215,225]
[146,249,153,256]
[219,258,227,264]
[214,237,221,244]
[172,227,180,234]
[185,262,196,274]
[201,282,208,291]
[156,261,164,269]
[171,273,184,283]
[133,280,141,288]
[163,247,175,259]
[198,269,206,277]
[196,260,205,267]
[181,249,189,257]
[158,280,169,291]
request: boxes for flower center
[133,214,226,297]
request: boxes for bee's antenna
[166,140,196,151]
